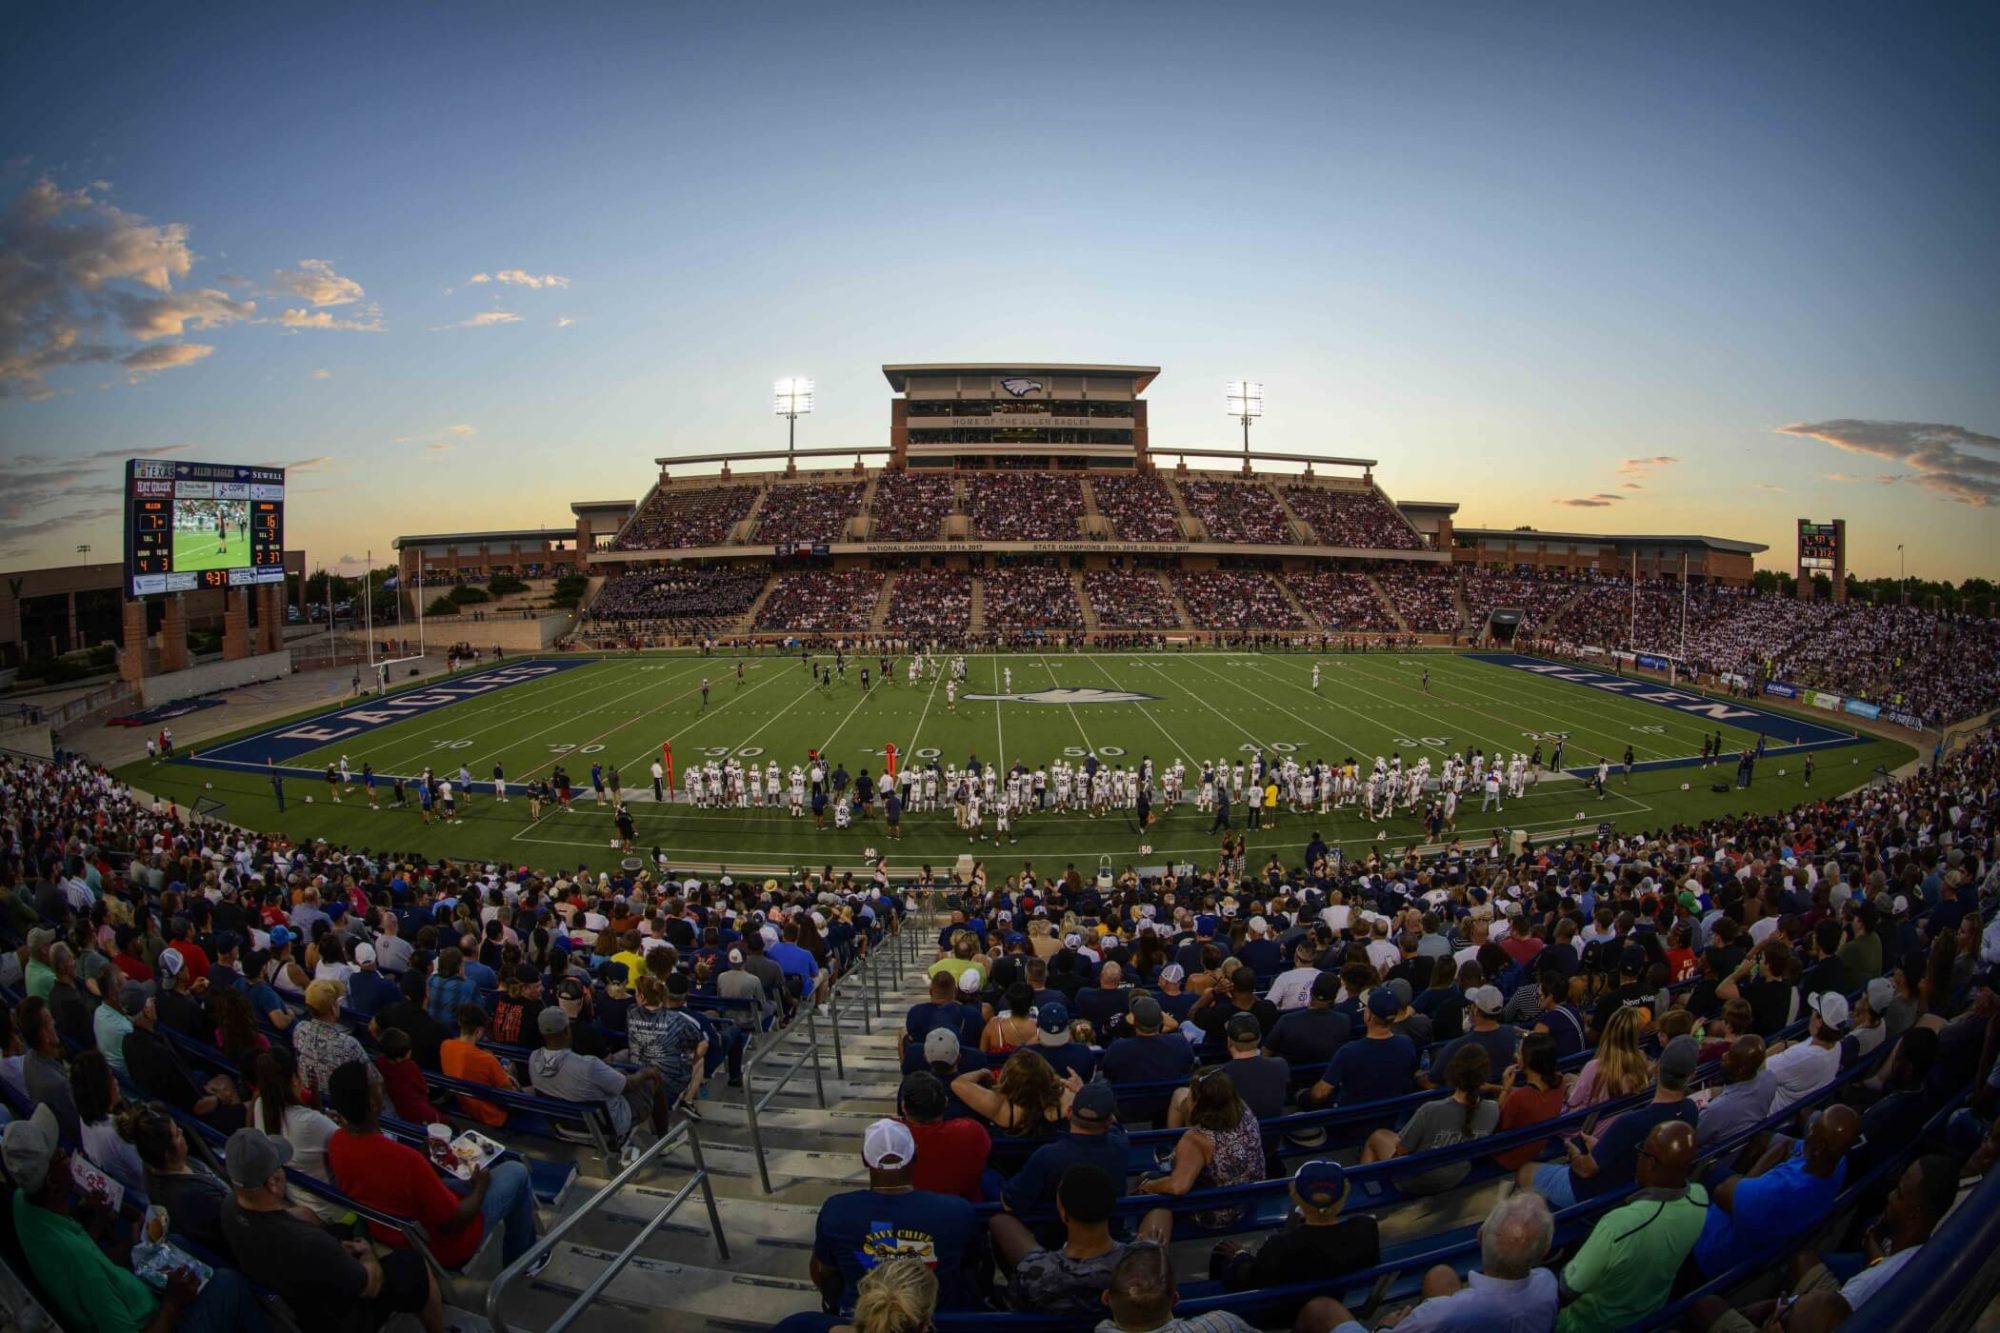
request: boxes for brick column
[222,589,250,660]
[120,599,149,686]
[256,584,284,654]
[158,595,191,673]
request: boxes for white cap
[1809,992,1850,1029]
[728,948,744,965]
[861,1118,917,1170]
[1248,915,1269,934]
[957,968,982,993]
[353,942,377,966]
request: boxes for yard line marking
[1249,656,1520,758]
[1038,650,1097,757]
[901,652,946,763]
[611,661,803,775]
[517,662,787,781]
[441,659,714,775]
[1179,655,1383,757]
[1423,655,1732,757]
[1083,654,1199,768]
[816,680,878,756]
[992,656,1006,772]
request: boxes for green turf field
[172,522,251,571]
[122,650,1914,873]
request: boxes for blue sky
[3,1,1997,579]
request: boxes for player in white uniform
[789,766,806,815]
[965,791,982,842]
[1481,769,1503,812]
[1312,663,1321,690]
[946,679,958,713]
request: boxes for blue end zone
[177,657,596,782]
[1464,652,1864,773]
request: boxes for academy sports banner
[1763,681,1800,699]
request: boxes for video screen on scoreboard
[125,460,286,597]
[1798,519,1839,571]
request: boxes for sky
[3,1,1998,582]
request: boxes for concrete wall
[140,649,293,707]
[425,613,571,651]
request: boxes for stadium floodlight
[774,377,814,460]
[1226,380,1263,463]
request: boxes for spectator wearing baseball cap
[219,1125,443,1333]
[345,940,400,1019]
[1301,987,1420,1110]
[1213,1158,1381,1291]
[1266,971,1353,1069]
[899,1071,993,1203]
[989,1163,1174,1314]
[1520,1035,1702,1208]
[1099,995,1195,1123]
[812,1118,976,1314]
[1169,1011,1289,1124]
[4,1104,268,1333]
[1590,944,1658,1041]
[1426,986,1517,1093]
[1028,999,1099,1084]
[1842,977,1896,1067]
[1765,992,1848,1114]
[1003,1081,1131,1214]
[528,1002,666,1150]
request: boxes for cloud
[554,316,574,329]
[1617,455,1678,475]
[1755,483,1788,492]
[0,177,258,398]
[311,367,331,380]
[277,306,383,332]
[1555,493,1625,508]
[1619,482,1642,490]
[1823,472,1860,483]
[285,455,337,473]
[392,423,477,445]
[467,269,567,290]
[269,259,365,307]
[120,341,214,381]
[436,310,522,329]
[0,444,190,555]
[1778,419,2000,507]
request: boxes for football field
[132,649,1910,873]
[172,523,251,571]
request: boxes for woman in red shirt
[1492,1033,1566,1171]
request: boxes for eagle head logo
[999,377,1044,397]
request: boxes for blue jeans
[1530,1161,1578,1208]
[477,1159,539,1264]
[178,1267,269,1333]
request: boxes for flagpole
[364,549,374,679]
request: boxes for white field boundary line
[190,658,606,770]
[900,652,947,765]
[377,659,713,776]
[1252,656,1531,760]
[514,663,788,782]
[992,656,1006,772]
[1179,655,1386,758]
[1082,654,1200,769]
[1391,655,1715,758]
[609,661,811,777]
[1036,650,1099,757]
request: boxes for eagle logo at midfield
[998,377,1044,397]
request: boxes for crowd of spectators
[1171,570,1307,630]
[1374,567,1461,634]
[868,472,959,542]
[1460,569,1591,636]
[581,569,766,633]
[1289,571,1399,631]
[612,484,759,551]
[755,482,865,546]
[969,473,1086,542]
[886,570,971,637]
[1083,571,1183,629]
[754,570,885,633]
[1177,479,1294,545]
[982,566,1084,632]
[779,720,2000,1331]
[1282,487,1427,551]
[1091,473,1183,543]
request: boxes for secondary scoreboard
[125,459,287,597]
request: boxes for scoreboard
[125,459,287,597]
[1797,519,1840,572]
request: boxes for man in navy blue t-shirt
[812,1119,978,1313]
[1003,1082,1131,1213]
[1303,988,1419,1108]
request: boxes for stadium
[7,7,2000,1333]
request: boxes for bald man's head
[1636,1120,1697,1191]
[1803,1104,1862,1175]
[1102,1243,1175,1326]
[1721,1034,1766,1085]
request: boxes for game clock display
[1797,520,1840,572]
[125,459,287,597]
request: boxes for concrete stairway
[869,573,898,632]
[1270,573,1314,627]
[1365,573,1410,633]
[735,576,780,634]
[968,576,987,634]
[1450,579,1470,635]
[1076,571,1101,631]
[1163,572,1196,629]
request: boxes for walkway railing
[485,1118,728,1333]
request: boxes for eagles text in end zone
[1466,652,1863,768]
[188,658,595,773]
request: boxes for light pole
[1225,381,1263,472]
[774,377,814,471]
[1898,543,1906,606]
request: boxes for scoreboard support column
[223,589,250,660]
[255,584,284,654]
[120,599,148,687]
[158,595,190,673]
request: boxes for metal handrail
[486,1118,728,1333]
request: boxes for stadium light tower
[1226,380,1263,468]
[774,377,814,468]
